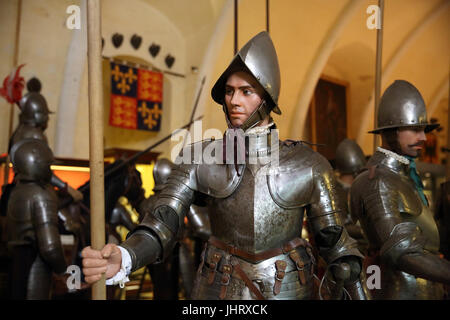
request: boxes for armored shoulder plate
[365,155,423,216]
[351,153,439,253]
[177,138,245,198]
[267,143,314,208]
[268,143,336,209]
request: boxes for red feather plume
[0,64,26,106]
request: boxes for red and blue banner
[109,62,163,131]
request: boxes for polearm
[75,115,203,195]
[447,76,450,180]
[3,0,22,187]
[87,0,106,300]
[373,0,384,153]
[181,76,205,149]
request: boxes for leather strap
[289,250,306,285]
[305,246,316,275]
[273,260,287,295]
[207,253,222,285]
[230,257,266,300]
[238,100,272,132]
[368,165,377,180]
[219,264,233,300]
[196,243,207,274]
[208,236,308,263]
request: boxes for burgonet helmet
[335,139,366,175]
[211,31,281,131]
[369,80,439,134]
[18,92,53,128]
[10,138,53,183]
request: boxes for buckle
[221,274,231,286]
[295,258,305,270]
[275,271,285,281]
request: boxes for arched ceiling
[144,0,448,156]
[3,0,446,159]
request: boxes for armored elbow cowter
[122,162,196,270]
[306,154,364,265]
[380,222,426,266]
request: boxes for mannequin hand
[81,244,122,284]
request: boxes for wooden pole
[3,0,22,187]
[266,0,270,33]
[373,0,384,153]
[234,0,238,55]
[87,0,106,300]
[447,76,450,180]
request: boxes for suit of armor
[7,139,67,299]
[334,139,368,253]
[7,91,79,196]
[117,32,366,300]
[350,80,450,299]
[351,149,450,299]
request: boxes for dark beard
[382,129,403,155]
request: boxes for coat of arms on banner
[109,62,163,131]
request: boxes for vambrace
[380,222,426,266]
[379,221,450,285]
[33,201,67,274]
[343,275,369,300]
[121,228,162,272]
[125,164,196,266]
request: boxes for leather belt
[208,236,308,263]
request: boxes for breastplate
[398,176,440,253]
[206,164,304,255]
[362,151,441,253]
[7,183,56,246]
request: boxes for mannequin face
[397,126,427,157]
[224,71,265,127]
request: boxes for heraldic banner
[109,61,163,131]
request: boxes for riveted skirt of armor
[192,244,315,300]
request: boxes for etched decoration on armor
[109,61,163,131]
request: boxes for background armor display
[351,80,450,299]
[7,139,67,299]
[334,139,368,254]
